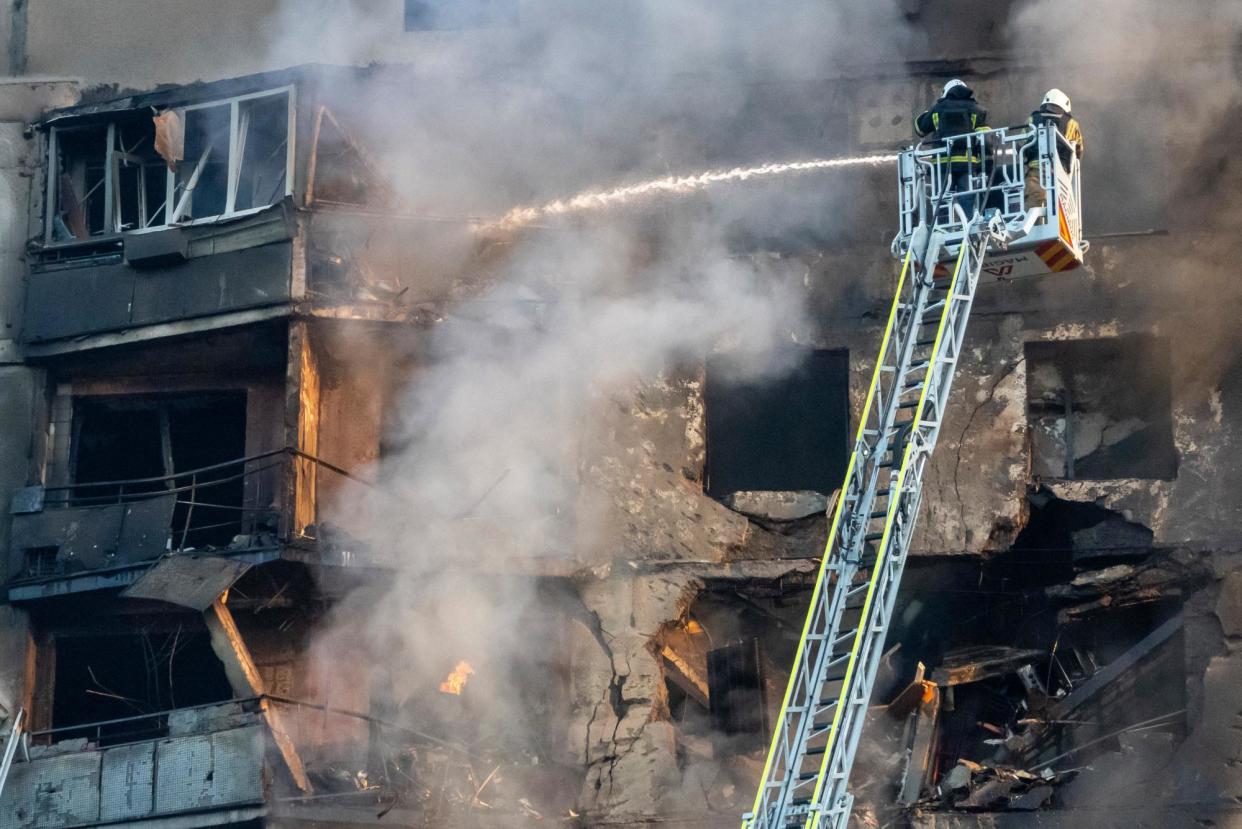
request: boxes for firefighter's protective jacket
[914,86,987,139]
[914,85,988,163]
[1027,107,1084,170]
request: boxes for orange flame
[439,661,475,695]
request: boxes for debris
[940,763,973,796]
[931,647,1046,686]
[888,662,929,719]
[661,645,710,707]
[897,680,939,805]
[1008,784,1054,810]
[956,776,1014,810]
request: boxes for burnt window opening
[404,0,519,31]
[46,88,292,245]
[175,103,230,221]
[72,392,248,548]
[1003,489,1154,584]
[307,107,389,208]
[50,625,233,745]
[234,94,292,212]
[49,125,110,240]
[705,349,850,498]
[1026,335,1177,481]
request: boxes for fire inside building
[0,2,1241,829]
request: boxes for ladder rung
[864,531,884,542]
[869,510,888,519]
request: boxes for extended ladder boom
[743,210,1003,829]
[0,708,25,800]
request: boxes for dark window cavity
[52,627,233,744]
[707,639,768,747]
[73,392,248,547]
[705,349,851,497]
[47,88,291,243]
[1026,335,1177,480]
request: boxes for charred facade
[0,3,1240,829]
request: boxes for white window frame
[45,86,295,246]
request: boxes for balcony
[7,449,370,601]
[3,702,267,829]
[1,696,427,829]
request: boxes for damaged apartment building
[0,2,1241,829]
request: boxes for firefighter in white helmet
[1024,88,1084,212]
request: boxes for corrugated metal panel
[22,266,134,342]
[24,240,292,344]
[0,752,100,829]
[153,726,263,814]
[10,504,124,570]
[10,495,175,574]
[129,243,293,328]
[99,742,154,822]
[117,496,178,564]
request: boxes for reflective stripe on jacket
[915,85,988,162]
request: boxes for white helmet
[1042,88,1072,114]
[942,79,968,97]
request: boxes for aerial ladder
[743,123,1086,829]
[0,708,25,800]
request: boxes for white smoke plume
[258,0,916,819]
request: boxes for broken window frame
[43,86,295,247]
[305,105,392,208]
[44,123,112,243]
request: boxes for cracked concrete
[572,573,699,819]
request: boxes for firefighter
[914,79,989,216]
[1024,88,1084,212]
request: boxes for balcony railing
[9,448,373,585]
[12,695,520,825]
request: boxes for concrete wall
[0,82,77,714]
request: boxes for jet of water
[479,154,899,234]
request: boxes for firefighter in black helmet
[914,79,989,216]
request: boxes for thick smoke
[259,0,913,818]
[1005,0,1242,396]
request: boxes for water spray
[478,153,898,234]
